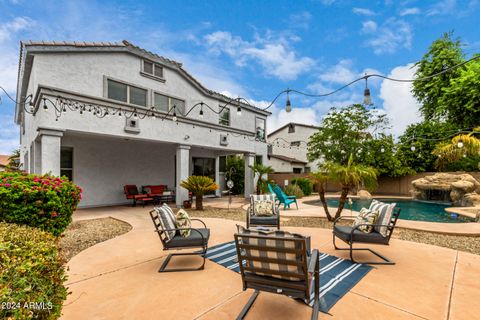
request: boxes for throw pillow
[175,209,191,237]
[369,200,397,237]
[154,204,176,242]
[352,208,379,233]
[254,200,275,216]
[250,194,276,216]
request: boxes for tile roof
[268,154,307,164]
[19,40,270,114]
[0,155,9,167]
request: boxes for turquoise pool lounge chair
[272,184,298,209]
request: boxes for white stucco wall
[17,47,269,206]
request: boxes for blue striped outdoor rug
[204,241,372,313]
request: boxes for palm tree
[7,148,20,171]
[433,129,480,170]
[180,176,219,210]
[309,170,330,217]
[248,163,274,194]
[313,154,378,221]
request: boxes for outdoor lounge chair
[123,185,149,207]
[149,206,209,272]
[246,194,280,230]
[273,185,298,209]
[234,229,320,320]
[333,206,401,265]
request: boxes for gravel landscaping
[188,207,480,255]
[59,217,132,261]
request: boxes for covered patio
[61,205,480,320]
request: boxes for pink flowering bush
[0,172,82,236]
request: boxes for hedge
[0,172,82,236]
[0,222,68,319]
[284,184,304,198]
[291,178,313,196]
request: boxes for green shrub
[284,184,304,198]
[291,178,313,196]
[0,172,82,236]
[0,222,68,319]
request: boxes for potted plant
[180,176,219,210]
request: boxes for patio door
[193,157,216,196]
[192,157,215,180]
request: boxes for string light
[457,139,464,148]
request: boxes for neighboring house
[267,122,321,173]
[0,155,9,171]
[15,40,270,207]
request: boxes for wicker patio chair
[333,206,401,265]
[246,194,280,230]
[234,229,320,320]
[149,206,209,272]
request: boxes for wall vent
[220,134,228,146]
[125,118,140,134]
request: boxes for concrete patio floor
[62,205,480,320]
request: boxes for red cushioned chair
[124,185,148,207]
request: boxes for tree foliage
[397,121,459,172]
[307,104,410,177]
[433,129,480,170]
[248,163,274,195]
[413,31,464,121]
[225,155,244,195]
[180,176,219,210]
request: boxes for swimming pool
[324,198,473,223]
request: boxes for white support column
[244,153,255,198]
[215,155,221,197]
[38,129,64,176]
[176,145,190,207]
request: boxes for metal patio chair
[246,194,280,230]
[149,206,209,272]
[234,230,320,320]
[333,207,401,265]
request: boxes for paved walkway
[62,206,480,319]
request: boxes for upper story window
[142,60,164,79]
[154,92,185,115]
[290,141,301,147]
[107,79,147,107]
[256,117,266,142]
[219,107,230,126]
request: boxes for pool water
[325,198,473,223]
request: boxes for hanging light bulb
[237,105,242,115]
[457,139,464,148]
[43,98,48,111]
[133,110,138,119]
[285,90,292,113]
[199,103,204,119]
[410,145,416,151]
[172,105,177,122]
[118,109,123,117]
[463,153,467,158]
[380,147,385,153]
[363,76,373,106]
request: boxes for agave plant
[433,129,480,170]
[311,154,378,221]
[180,175,219,210]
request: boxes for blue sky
[1,0,479,154]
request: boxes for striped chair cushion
[236,225,306,281]
[154,204,177,242]
[369,200,396,237]
[250,194,276,216]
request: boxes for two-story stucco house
[15,40,270,208]
[267,122,321,173]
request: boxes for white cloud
[204,31,315,81]
[318,59,357,84]
[379,63,421,137]
[266,105,321,134]
[427,0,456,16]
[399,7,421,16]
[364,18,413,55]
[361,20,378,33]
[289,11,312,29]
[352,7,376,16]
